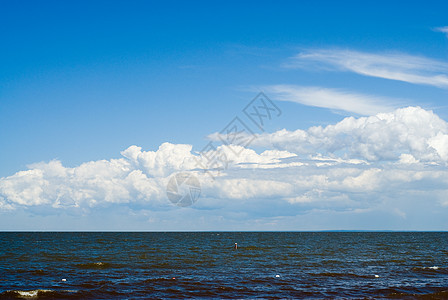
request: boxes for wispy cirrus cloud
[434,26,448,38]
[284,49,448,89]
[263,84,399,115]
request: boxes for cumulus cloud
[1,107,448,228]
[0,143,297,210]
[262,84,399,115]
[241,106,448,162]
[285,49,448,89]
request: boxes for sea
[0,232,447,299]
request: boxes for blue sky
[1,1,448,230]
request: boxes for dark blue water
[0,232,447,299]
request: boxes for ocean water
[0,232,447,299]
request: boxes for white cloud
[263,84,398,115]
[285,49,448,89]
[1,107,448,230]
[0,143,296,210]
[244,106,448,162]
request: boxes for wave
[312,272,375,279]
[9,269,47,276]
[75,262,114,269]
[387,288,448,299]
[423,266,439,270]
[412,266,447,274]
[0,289,78,299]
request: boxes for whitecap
[14,289,53,298]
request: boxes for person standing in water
[234,243,238,249]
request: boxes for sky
[1,0,448,230]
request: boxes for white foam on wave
[420,266,440,270]
[14,289,53,298]
[11,289,78,298]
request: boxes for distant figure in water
[234,243,238,249]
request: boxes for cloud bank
[1,107,447,229]
[0,143,297,210]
